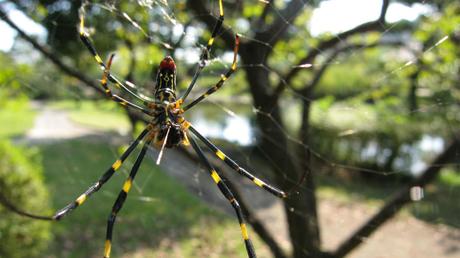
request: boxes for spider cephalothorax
[54,2,287,258]
[155,56,177,103]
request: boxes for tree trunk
[291,99,321,258]
[240,42,322,258]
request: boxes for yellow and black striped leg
[188,125,286,198]
[103,139,151,258]
[53,128,150,220]
[183,34,240,111]
[78,10,154,106]
[180,0,225,102]
[100,54,154,116]
[189,135,256,258]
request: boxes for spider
[53,1,286,257]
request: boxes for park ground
[3,100,460,258]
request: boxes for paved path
[25,102,99,141]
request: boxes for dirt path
[25,103,460,258]
[320,199,460,258]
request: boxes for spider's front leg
[78,6,155,107]
[183,34,240,111]
[180,0,226,102]
[98,54,154,116]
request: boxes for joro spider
[54,1,286,258]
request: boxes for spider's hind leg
[189,135,256,258]
[188,124,286,198]
[103,138,152,258]
[53,127,150,220]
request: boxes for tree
[1,0,458,257]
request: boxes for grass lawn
[38,139,271,258]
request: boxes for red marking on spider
[160,56,176,70]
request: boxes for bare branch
[273,0,391,99]
[259,0,307,46]
[333,136,460,258]
[0,7,103,95]
[380,0,390,23]
[296,40,404,98]
[0,190,54,221]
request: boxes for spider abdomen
[149,108,185,148]
[158,122,184,148]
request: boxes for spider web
[2,0,459,257]
[83,1,460,256]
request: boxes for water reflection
[187,103,254,146]
[411,135,444,175]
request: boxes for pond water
[187,102,446,176]
[186,102,255,146]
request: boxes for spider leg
[78,12,155,106]
[103,138,152,258]
[182,34,239,112]
[100,54,155,116]
[180,0,225,102]
[53,127,150,220]
[189,135,256,258]
[188,124,286,198]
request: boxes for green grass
[0,99,36,138]
[38,139,271,257]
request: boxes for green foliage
[317,53,373,99]
[0,95,36,139]
[0,59,36,138]
[0,51,78,100]
[0,53,32,97]
[0,140,51,258]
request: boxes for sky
[309,0,431,35]
[0,0,432,52]
[0,9,46,51]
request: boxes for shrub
[0,140,51,258]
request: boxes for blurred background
[0,0,459,257]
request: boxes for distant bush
[0,140,51,258]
